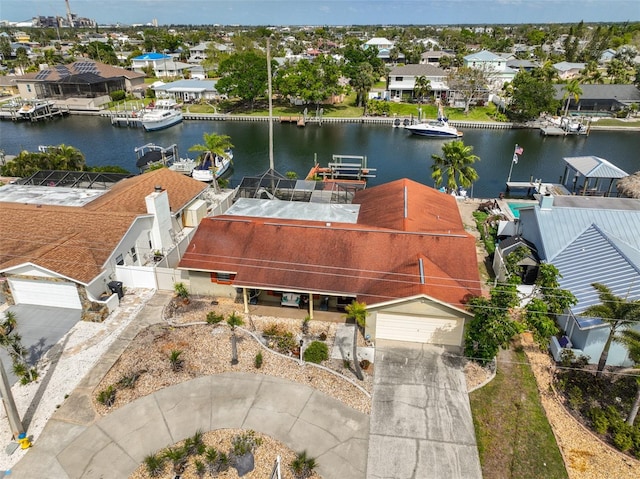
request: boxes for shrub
[169,350,184,372]
[263,323,297,353]
[318,331,327,341]
[301,316,310,335]
[206,311,224,324]
[117,371,141,389]
[359,359,371,370]
[232,430,262,456]
[303,341,329,364]
[613,428,634,452]
[589,408,609,434]
[174,282,190,300]
[144,453,165,477]
[567,385,584,411]
[185,429,205,456]
[254,351,263,369]
[290,450,317,479]
[97,385,116,407]
[109,89,126,102]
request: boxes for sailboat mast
[267,37,274,171]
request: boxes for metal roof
[0,183,107,207]
[552,224,640,328]
[225,197,360,223]
[523,199,640,262]
[563,156,629,179]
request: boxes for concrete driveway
[367,341,482,479]
[1,304,81,384]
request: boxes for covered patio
[560,155,629,197]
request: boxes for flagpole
[507,144,519,183]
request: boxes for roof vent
[154,185,163,192]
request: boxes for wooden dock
[506,181,570,196]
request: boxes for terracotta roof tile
[0,204,136,283]
[179,181,481,308]
[86,168,208,214]
[1,169,206,283]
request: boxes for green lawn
[470,348,568,479]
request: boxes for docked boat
[17,100,56,119]
[191,150,233,182]
[134,143,178,172]
[405,117,463,138]
[404,101,463,138]
[169,157,198,175]
[141,98,183,131]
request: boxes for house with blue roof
[504,193,640,367]
[131,53,192,78]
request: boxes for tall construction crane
[65,0,75,27]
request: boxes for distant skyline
[1,0,638,26]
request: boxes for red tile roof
[179,179,481,308]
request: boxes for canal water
[1,115,638,199]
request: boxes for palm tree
[189,132,234,161]
[227,312,244,365]
[431,140,480,194]
[616,328,640,425]
[413,76,432,103]
[290,450,317,479]
[344,301,368,381]
[580,283,640,377]
[562,79,582,117]
[50,144,86,171]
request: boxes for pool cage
[234,169,365,204]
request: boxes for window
[130,246,137,263]
[116,254,124,266]
[210,272,236,284]
[395,76,403,82]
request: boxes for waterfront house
[552,84,640,114]
[386,64,449,102]
[0,169,215,321]
[153,79,223,103]
[178,179,481,349]
[12,60,145,104]
[499,194,640,367]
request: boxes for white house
[387,64,449,102]
[463,50,518,89]
[0,169,226,321]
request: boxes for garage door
[376,313,463,346]
[8,278,82,309]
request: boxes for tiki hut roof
[617,171,640,199]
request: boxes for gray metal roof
[552,224,640,328]
[563,156,629,179]
[224,197,360,223]
[552,84,640,102]
[526,199,640,262]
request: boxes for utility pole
[267,37,274,172]
[0,358,24,439]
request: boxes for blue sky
[1,0,638,25]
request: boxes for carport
[367,341,482,479]
[0,304,81,384]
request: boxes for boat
[140,98,183,131]
[191,150,233,182]
[17,100,56,119]
[169,157,198,175]
[134,143,178,172]
[306,154,376,182]
[404,102,463,138]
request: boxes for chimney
[145,187,173,252]
[539,194,554,210]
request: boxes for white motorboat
[169,157,198,175]
[141,99,183,131]
[134,143,178,172]
[191,150,233,182]
[405,117,463,138]
[404,101,463,138]
[17,100,55,118]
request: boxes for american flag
[514,146,524,155]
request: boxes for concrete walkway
[10,291,369,478]
[367,341,482,479]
